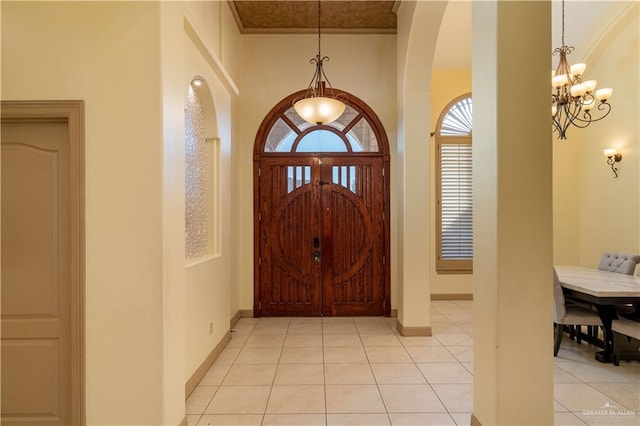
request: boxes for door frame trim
[1,100,86,425]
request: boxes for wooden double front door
[257,155,388,316]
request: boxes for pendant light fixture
[551,0,612,140]
[293,0,346,125]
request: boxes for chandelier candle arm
[551,0,612,140]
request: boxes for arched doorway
[253,90,390,316]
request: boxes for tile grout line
[322,317,328,425]
[360,318,393,425]
[261,317,290,424]
[196,320,255,423]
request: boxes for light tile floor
[187,301,640,426]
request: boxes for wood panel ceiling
[229,1,399,34]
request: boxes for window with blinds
[436,94,473,273]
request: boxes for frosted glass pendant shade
[293,96,346,125]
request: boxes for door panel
[259,157,321,315]
[321,157,384,316]
[258,155,386,316]
[1,121,71,425]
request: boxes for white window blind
[439,142,473,260]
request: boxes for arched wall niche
[185,75,220,260]
[188,75,219,139]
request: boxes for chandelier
[293,0,346,125]
[551,0,612,140]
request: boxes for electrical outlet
[209,322,213,334]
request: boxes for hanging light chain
[317,0,321,59]
[561,0,565,47]
[292,0,347,126]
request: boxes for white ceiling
[434,0,620,69]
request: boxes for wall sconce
[604,148,622,178]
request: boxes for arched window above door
[255,89,389,156]
[264,105,379,153]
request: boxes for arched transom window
[264,104,380,153]
[440,96,472,136]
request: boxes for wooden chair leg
[554,323,563,356]
[576,326,582,344]
[612,331,624,366]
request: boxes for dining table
[555,265,640,363]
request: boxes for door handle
[313,250,321,263]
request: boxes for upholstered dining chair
[598,252,640,275]
[611,317,640,366]
[553,268,603,356]
[597,252,640,324]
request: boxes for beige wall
[2,1,242,423]
[222,0,243,320]
[394,0,448,330]
[553,2,639,266]
[159,2,188,421]
[178,2,240,387]
[576,2,639,265]
[430,69,472,295]
[1,2,169,424]
[235,33,398,311]
[471,2,554,423]
[553,137,582,264]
